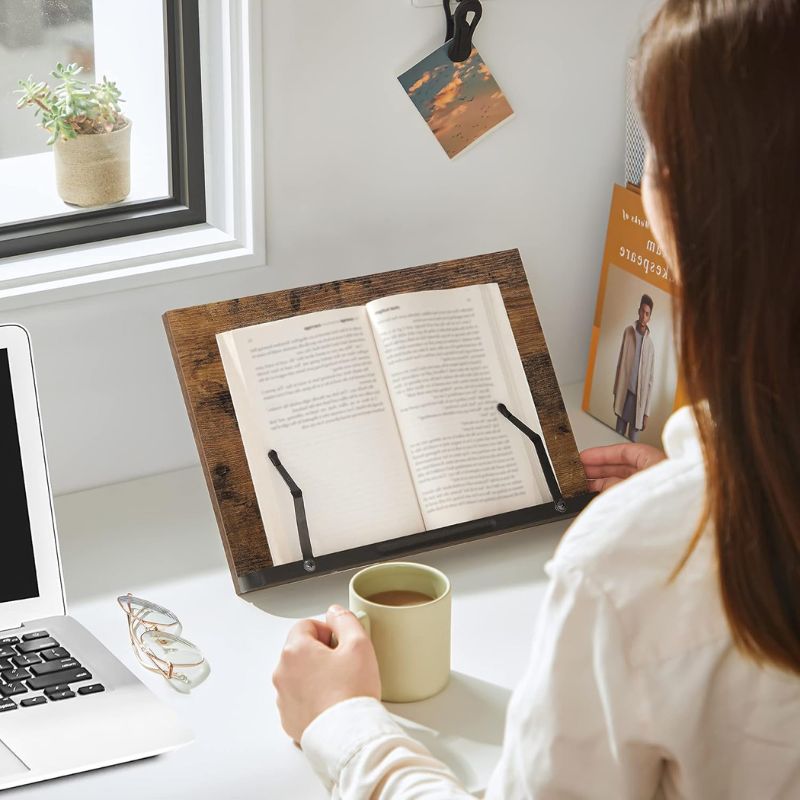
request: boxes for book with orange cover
[583,184,685,447]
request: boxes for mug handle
[330,610,371,648]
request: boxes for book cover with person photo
[583,184,685,447]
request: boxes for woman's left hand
[273,605,381,743]
[580,442,666,492]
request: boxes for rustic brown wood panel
[163,250,588,592]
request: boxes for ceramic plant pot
[54,119,131,207]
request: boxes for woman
[273,0,800,796]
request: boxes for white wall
[0,0,656,496]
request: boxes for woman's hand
[273,605,381,743]
[580,443,667,492]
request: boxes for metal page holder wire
[267,450,317,574]
[496,403,566,513]
[267,403,565,575]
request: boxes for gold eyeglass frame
[117,593,206,686]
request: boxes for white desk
[8,384,621,799]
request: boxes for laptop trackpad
[0,737,29,778]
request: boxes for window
[0,0,205,259]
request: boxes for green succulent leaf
[16,62,126,145]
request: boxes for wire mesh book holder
[163,249,592,594]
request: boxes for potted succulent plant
[16,63,130,208]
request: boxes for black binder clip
[444,0,482,63]
[268,450,316,572]
[497,403,568,514]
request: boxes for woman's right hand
[580,443,667,493]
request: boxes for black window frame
[0,0,205,260]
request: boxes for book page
[366,284,551,531]
[217,307,423,565]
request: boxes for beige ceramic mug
[349,562,451,703]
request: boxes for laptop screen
[0,348,40,603]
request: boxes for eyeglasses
[117,594,209,692]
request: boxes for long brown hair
[637,0,800,672]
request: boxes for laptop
[0,323,192,789]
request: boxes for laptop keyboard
[0,631,104,711]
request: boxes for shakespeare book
[583,183,684,447]
[217,283,552,565]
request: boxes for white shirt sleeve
[300,559,663,799]
[301,696,472,799]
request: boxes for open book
[217,283,552,566]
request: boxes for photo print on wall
[398,44,514,159]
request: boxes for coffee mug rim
[350,561,451,610]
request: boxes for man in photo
[613,294,655,442]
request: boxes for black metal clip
[268,449,317,572]
[444,0,482,63]
[497,403,568,514]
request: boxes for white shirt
[301,407,800,799]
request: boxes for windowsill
[0,223,261,310]
[0,150,168,229]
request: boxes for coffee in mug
[365,589,434,607]
[349,562,450,703]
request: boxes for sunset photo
[398,44,514,159]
